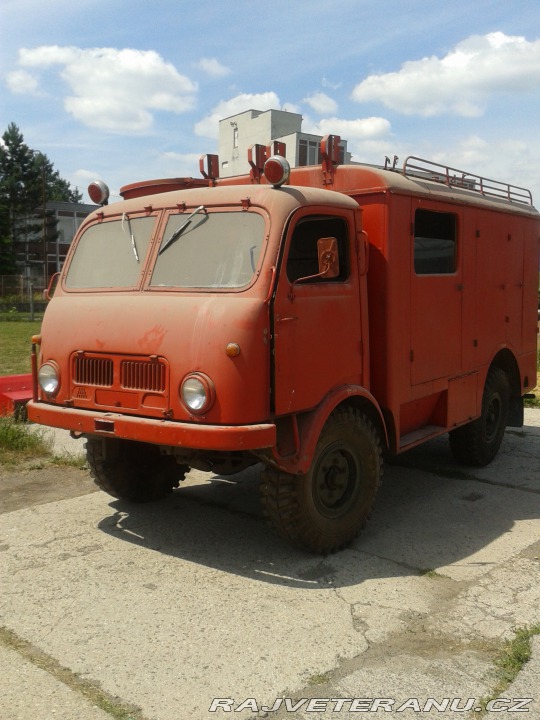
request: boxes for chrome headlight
[180,373,215,414]
[38,362,60,396]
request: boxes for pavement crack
[0,625,149,720]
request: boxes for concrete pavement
[35,424,87,458]
[1,410,539,719]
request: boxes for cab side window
[414,209,457,275]
[287,216,349,283]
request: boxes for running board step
[400,425,446,450]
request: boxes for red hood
[39,292,270,424]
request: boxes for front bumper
[27,401,276,452]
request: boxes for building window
[298,139,307,166]
[233,126,238,148]
[298,139,322,167]
[414,209,457,275]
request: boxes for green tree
[0,122,82,274]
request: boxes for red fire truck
[27,139,540,552]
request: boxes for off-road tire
[449,367,510,467]
[260,407,382,554]
[86,437,188,502]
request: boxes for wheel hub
[313,445,360,518]
[485,395,501,443]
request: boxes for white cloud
[304,116,391,140]
[432,134,536,200]
[281,102,302,115]
[15,45,198,133]
[303,91,338,115]
[161,151,202,162]
[194,92,281,138]
[434,135,490,168]
[301,115,393,165]
[321,77,342,91]
[351,32,540,117]
[160,151,204,175]
[195,57,231,78]
[72,168,106,190]
[5,69,40,95]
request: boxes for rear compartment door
[410,205,463,385]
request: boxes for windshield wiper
[122,213,139,262]
[159,205,206,255]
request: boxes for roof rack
[402,156,533,206]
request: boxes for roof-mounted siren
[199,154,219,183]
[88,180,110,206]
[248,144,268,183]
[264,155,291,188]
[320,134,341,183]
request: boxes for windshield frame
[144,205,271,295]
[61,205,271,295]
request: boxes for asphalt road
[1,411,539,719]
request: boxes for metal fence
[0,275,46,320]
[0,275,45,300]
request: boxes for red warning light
[264,155,290,187]
[88,180,110,206]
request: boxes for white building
[218,109,350,178]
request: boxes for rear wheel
[86,437,188,502]
[260,407,382,553]
[449,367,510,467]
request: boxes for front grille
[121,359,166,392]
[74,356,113,387]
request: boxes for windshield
[65,216,155,289]
[151,211,265,288]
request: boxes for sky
[1,0,540,206]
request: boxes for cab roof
[87,182,361,223]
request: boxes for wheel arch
[271,386,388,474]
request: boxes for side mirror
[288,237,340,300]
[44,272,60,301]
[317,237,339,278]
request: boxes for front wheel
[449,367,510,467]
[86,437,188,502]
[260,408,382,553]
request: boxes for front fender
[270,385,387,474]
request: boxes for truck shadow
[96,422,540,589]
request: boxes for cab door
[272,209,363,416]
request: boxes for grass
[0,318,86,467]
[419,568,446,579]
[0,319,41,375]
[479,625,540,714]
[0,416,86,467]
[29,452,88,470]
[493,626,539,686]
[0,416,51,464]
[0,312,44,323]
[308,669,333,686]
